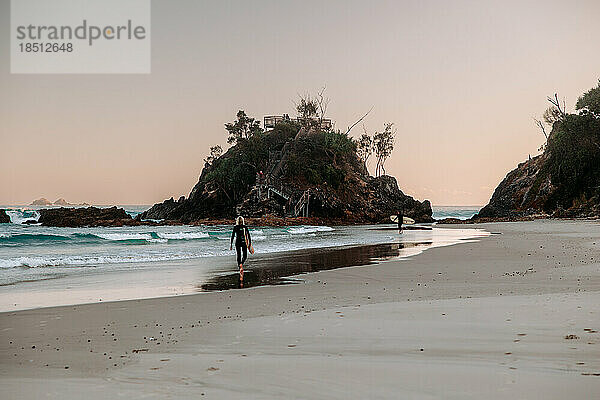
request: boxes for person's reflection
[201,242,426,292]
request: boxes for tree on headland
[225,110,262,144]
[534,92,568,148]
[295,92,318,125]
[204,145,223,166]
[356,130,374,165]
[534,82,600,210]
[316,86,330,125]
[373,123,395,177]
[295,88,332,130]
[546,93,567,121]
[576,79,600,118]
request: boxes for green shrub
[545,113,600,208]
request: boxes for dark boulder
[38,206,137,227]
[0,210,10,223]
[365,175,433,223]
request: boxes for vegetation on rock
[141,91,432,224]
[477,81,600,219]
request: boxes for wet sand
[200,241,432,290]
[1,220,599,399]
[0,239,436,312]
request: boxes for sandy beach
[1,219,599,399]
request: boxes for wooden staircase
[293,190,310,217]
[251,145,311,217]
[268,185,290,201]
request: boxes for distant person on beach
[397,209,403,233]
[230,216,252,284]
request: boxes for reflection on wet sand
[199,241,432,291]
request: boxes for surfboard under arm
[390,215,415,225]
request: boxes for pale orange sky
[1,0,599,206]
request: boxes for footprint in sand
[564,334,579,340]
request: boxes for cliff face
[477,154,553,218]
[141,123,433,224]
[476,113,600,219]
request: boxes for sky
[1,0,599,206]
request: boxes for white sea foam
[96,233,153,241]
[141,218,163,223]
[288,226,334,235]
[5,209,40,224]
[157,232,209,240]
[147,238,168,243]
[0,253,197,269]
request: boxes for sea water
[0,205,488,310]
[432,206,481,220]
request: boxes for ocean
[431,205,481,220]
[0,205,487,310]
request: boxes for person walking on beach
[230,216,252,284]
[397,209,403,233]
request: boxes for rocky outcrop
[30,198,89,206]
[476,154,553,219]
[31,198,52,206]
[53,198,90,206]
[38,206,138,227]
[475,152,600,220]
[0,210,10,223]
[365,176,433,223]
[53,198,70,206]
[141,123,433,224]
[475,111,600,220]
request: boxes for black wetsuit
[397,210,403,232]
[231,224,251,265]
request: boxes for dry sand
[1,219,599,399]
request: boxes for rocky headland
[140,118,433,225]
[439,82,600,224]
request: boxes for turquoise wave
[0,231,215,246]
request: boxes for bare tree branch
[547,93,566,117]
[346,107,373,135]
[316,85,330,123]
[533,117,548,141]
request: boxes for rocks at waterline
[0,210,10,223]
[37,206,139,227]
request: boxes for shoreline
[1,219,599,398]
[0,226,488,312]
